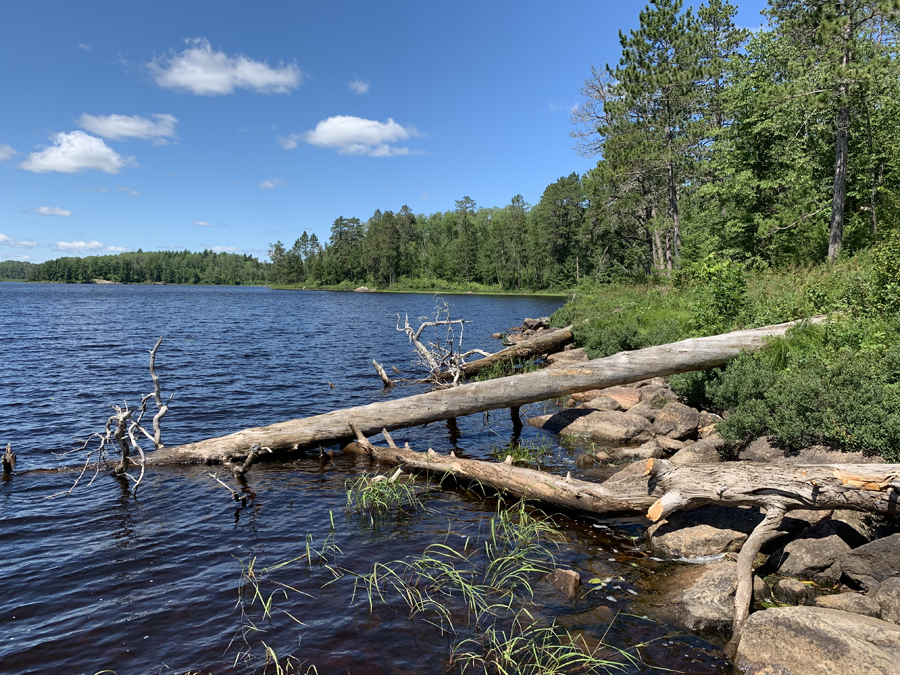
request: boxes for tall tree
[767,0,900,263]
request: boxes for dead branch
[393,297,475,384]
[372,359,393,387]
[223,443,273,476]
[2,443,15,475]
[208,472,248,505]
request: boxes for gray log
[149,316,825,465]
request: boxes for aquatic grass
[449,611,639,675]
[471,358,543,382]
[345,469,430,521]
[489,439,555,466]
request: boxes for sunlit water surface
[0,284,730,674]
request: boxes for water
[0,283,730,674]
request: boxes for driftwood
[344,427,900,652]
[439,325,575,380]
[149,317,826,466]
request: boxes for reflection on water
[0,284,729,674]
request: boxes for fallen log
[148,316,826,466]
[439,325,575,380]
[344,428,900,653]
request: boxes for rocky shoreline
[503,318,900,675]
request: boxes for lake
[0,283,729,674]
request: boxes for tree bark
[443,326,575,380]
[148,317,825,466]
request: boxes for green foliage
[676,254,747,334]
[471,359,542,382]
[345,470,428,520]
[489,440,555,466]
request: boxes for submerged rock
[545,568,581,599]
[735,607,900,675]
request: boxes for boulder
[739,436,783,463]
[735,607,900,675]
[767,519,868,584]
[545,568,581,599]
[651,402,700,440]
[840,533,900,591]
[546,348,587,365]
[579,396,624,412]
[611,440,665,460]
[779,445,880,466]
[669,436,724,465]
[568,389,606,403]
[815,592,882,618]
[773,578,814,606]
[522,317,550,331]
[595,386,641,410]
[873,577,900,625]
[640,386,679,406]
[625,401,660,422]
[647,506,763,559]
[354,286,372,292]
[678,560,768,631]
[527,410,652,445]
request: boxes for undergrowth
[489,439,555,466]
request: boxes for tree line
[6,250,270,285]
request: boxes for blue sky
[0,0,768,263]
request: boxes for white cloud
[105,246,131,252]
[303,116,422,157]
[211,245,241,252]
[0,253,32,261]
[31,206,73,217]
[55,240,105,252]
[0,233,39,249]
[193,220,212,227]
[278,134,300,149]
[78,43,92,51]
[0,144,17,161]
[258,177,287,190]
[348,79,370,95]
[20,131,137,174]
[77,113,178,145]
[549,102,579,113]
[116,186,139,196]
[148,38,301,95]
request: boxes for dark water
[0,283,729,675]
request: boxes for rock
[739,436,784,462]
[678,560,768,631]
[527,410,652,445]
[574,453,596,468]
[490,332,503,339]
[735,607,900,675]
[522,317,550,331]
[354,286,372,292]
[654,436,686,454]
[545,568,581,599]
[647,506,763,559]
[698,410,722,428]
[767,519,868,584]
[601,386,642,409]
[774,578,814,605]
[841,533,900,591]
[626,401,660,422]
[603,460,652,484]
[546,348,587,365]
[651,402,700,440]
[639,386,679,406]
[831,510,877,542]
[779,445,880,466]
[612,441,665,460]
[873,577,900,624]
[568,389,606,403]
[815,592,882,618]
[579,396,624,412]
[669,436,724,464]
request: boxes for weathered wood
[372,359,393,387]
[149,317,826,465]
[442,326,575,380]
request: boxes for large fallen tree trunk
[344,428,900,654]
[148,316,825,466]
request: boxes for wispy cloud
[348,79,370,95]
[302,116,423,157]
[105,246,131,252]
[78,43,92,52]
[55,240,105,252]
[0,253,32,261]
[211,245,242,252]
[77,113,178,145]
[0,144,17,161]
[116,186,139,196]
[20,131,137,174]
[258,177,287,190]
[148,38,301,95]
[30,206,73,217]
[549,102,579,113]
[277,134,300,149]
[0,233,39,249]
[193,220,213,227]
